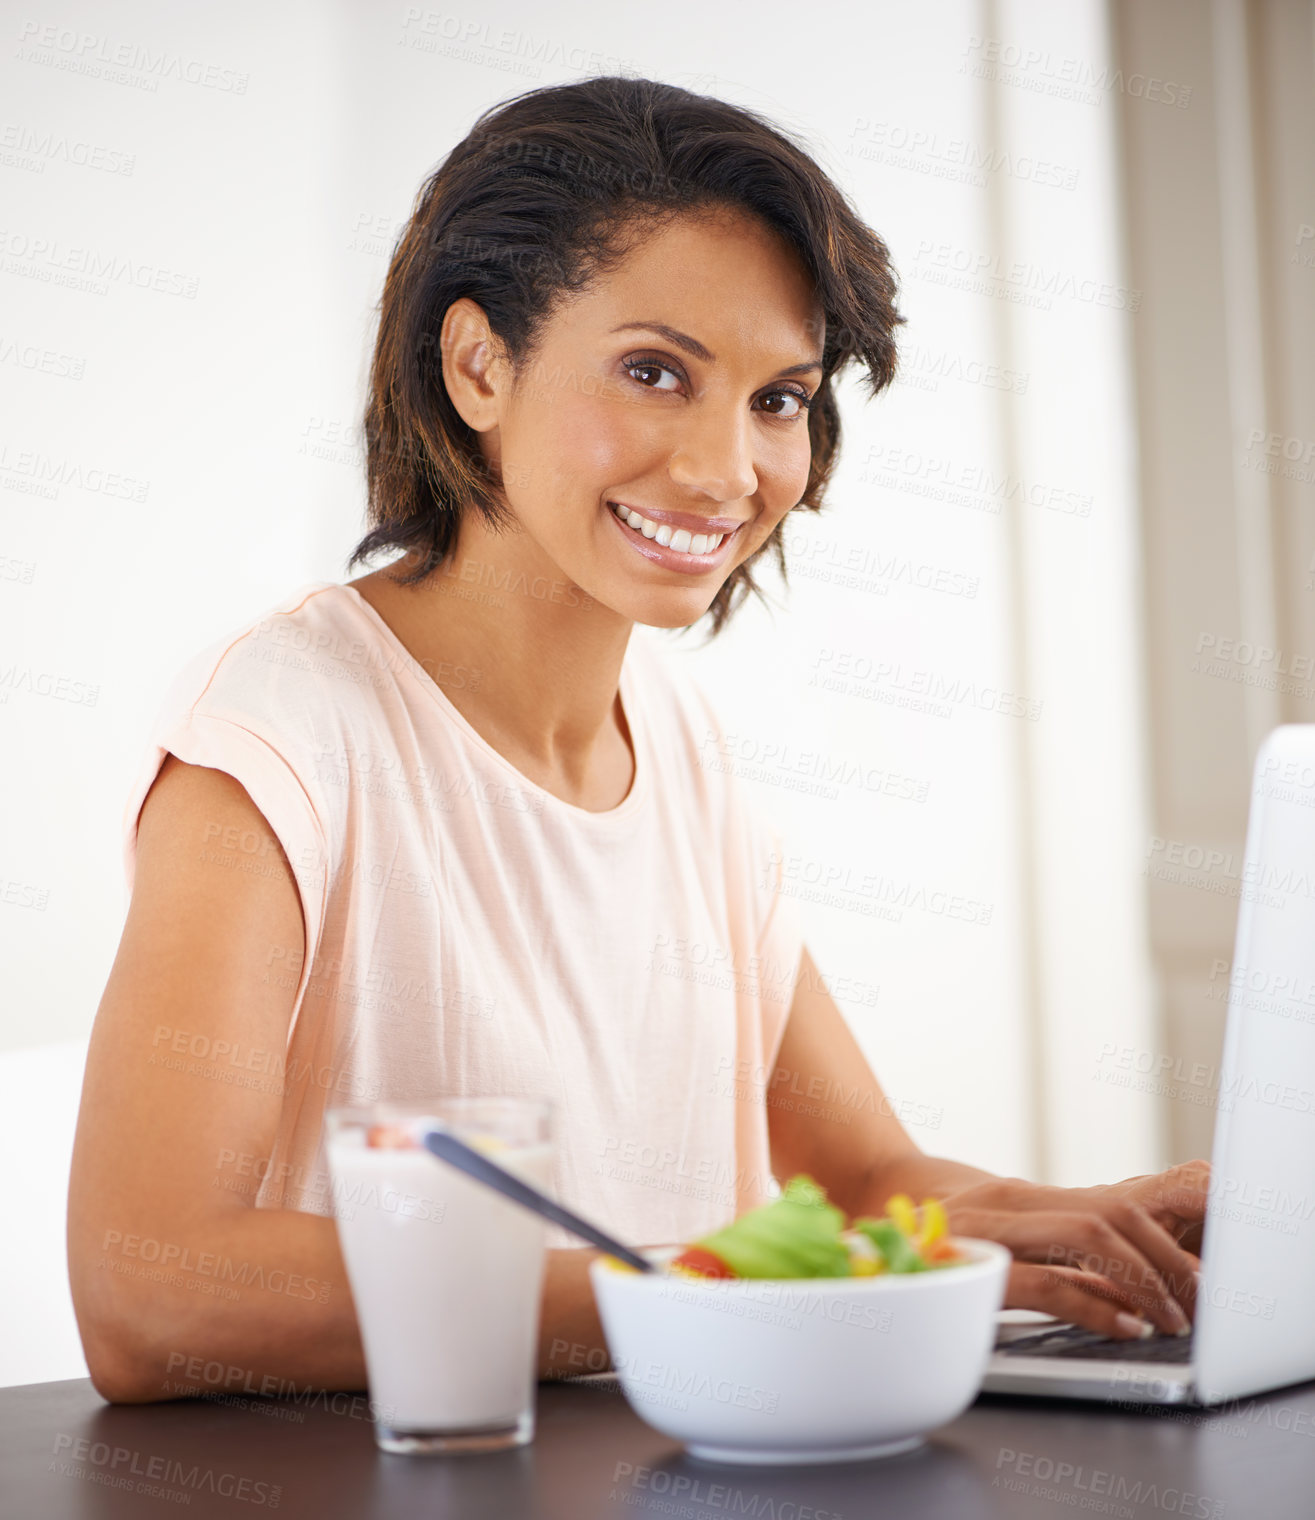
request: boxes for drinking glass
[324,1096,554,1454]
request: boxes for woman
[68,75,1206,1405]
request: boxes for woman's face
[445,207,825,630]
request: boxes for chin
[601,584,719,631]
[643,607,713,631]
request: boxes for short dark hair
[347,74,904,637]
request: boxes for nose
[666,400,759,504]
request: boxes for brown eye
[759,389,813,420]
[625,359,682,393]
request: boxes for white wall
[1,0,1159,1386]
[1112,0,1315,1165]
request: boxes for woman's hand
[939,1160,1210,1340]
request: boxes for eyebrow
[609,320,824,376]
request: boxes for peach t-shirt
[122,581,805,1248]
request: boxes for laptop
[982,723,1315,1406]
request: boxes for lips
[606,500,740,572]
[608,501,747,538]
[609,502,726,554]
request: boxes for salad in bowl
[657,1174,967,1281]
[589,1175,1009,1465]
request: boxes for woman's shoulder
[626,630,759,844]
[628,631,799,967]
[138,581,396,806]
[121,583,371,921]
[626,629,733,769]
[162,581,375,726]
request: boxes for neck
[352,513,635,802]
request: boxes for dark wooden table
[5,1372,1315,1518]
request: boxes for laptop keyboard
[996,1323,1194,1364]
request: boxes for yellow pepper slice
[885,1193,918,1237]
[602,1254,641,1273]
[917,1198,948,1248]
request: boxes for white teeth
[610,502,727,555]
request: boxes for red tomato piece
[670,1247,737,1279]
[925,1237,962,1262]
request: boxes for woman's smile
[606,498,744,574]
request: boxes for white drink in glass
[324,1097,554,1454]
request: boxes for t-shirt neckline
[328,581,650,824]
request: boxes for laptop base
[982,1358,1197,1405]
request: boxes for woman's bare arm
[768,945,1203,1339]
[67,754,613,1403]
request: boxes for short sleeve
[121,709,329,1049]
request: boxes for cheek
[555,390,629,478]
[762,431,814,506]
[537,387,674,501]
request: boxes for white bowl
[589,1237,1010,1465]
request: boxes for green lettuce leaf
[851,1216,929,1273]
[691,1174,852,1278]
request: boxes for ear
[439,297,507,433]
